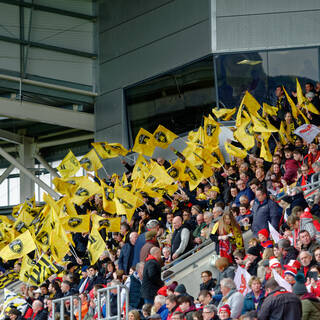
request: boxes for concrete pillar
[18,136,35,202]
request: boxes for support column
[18,136,35,201]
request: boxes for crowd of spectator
[2,82,320,320]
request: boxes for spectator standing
[118,232,138,274]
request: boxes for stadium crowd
[2,82,320,320]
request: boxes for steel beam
[0,97,95,131]
[0,0,97,21]
[34,152,59,178]
[0,129,23,144]
[0,35,97,59]
[0,146,59,199]
[0,164,15,184]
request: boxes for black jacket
[258,287,302,320]
[280,246,299,267]
[27,309,48,320]
[141,257,164,300]
[118,242,134,274]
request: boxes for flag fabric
[212,107,236,120]
[0,271,18,289]
[296,78,320,115]
[272,269,292,292]
[99,179,117,214]
[70,177,101,206]
[62,214,91,233]
[268,222,281,243]
[224,142,247,159]
[251,114,278,133]
[132,128,156,157]
[183,161,203,191]
[234,115,255,150]
[87,225,106,265]
[203,115,220,146]
[153,125,178,148]
[294,124,320,144]
[234,266,252,296]
[236,91,261,127]
[0,289,28,319]
[167,159,185,181]
[260,133,273,162]
[188,127,205,145]
[0,230,36,260]
[57,150,80,178]
[132,155,150,180]
[263,103,278,116]
[80,149,103,172]
[91,214,121,232]
[92,142,129,159]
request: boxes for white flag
[268,222,280,243]
[272,269,292,292]
[234,266,252,296]
[294,124,320,144]
[0,288,28,319]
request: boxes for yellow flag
[234,115,255,150]
[236,91,261,126]
[132,155,151,180]
[211,222,219,235]
[57,151,80,178]
[263,103,278,116]
[52,177,78,196]
[57,197,78,218]
[91,214,121,232]
[188,127,205,145]
[224,142,247,159]
[203,115,220,146]
[99,179,116,214]
[167,159,185,181]
[208,145,225,167]
[183,161,203,191]
[88,225,106,265]
[260,133,273,162]
[80,149,103,173]
[144,162,175,187]
[296,78,320,115]
[62,214,90,233]
[92,142,129,159]
[283,86,309,124]
[0,230,36,260]
[251,114,278,133]
[212,108,236,120]
[70,177,101,206]
[132,128,156,157]
[153,125,178,149]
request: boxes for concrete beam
[0,97,95,132]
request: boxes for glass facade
[125,47,319,143]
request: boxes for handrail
[52,295,82,320]
[97,284,129,320]
[162,239,212,272]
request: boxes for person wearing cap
[278,238,299,266]
[118,232,138,274]
[257,229,273,249]
[245,246,261,276]
[258,278,302,320]
[140,230,158,263]
[293,273,320,320]
[133,219,160,267]
[269,257,283,277]
[8,308,23,320]
[284,266,298,285]
[242,277,264,315]
[218,304,231,320]
[171,216,194,260]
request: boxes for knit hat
[174,284,187,294]
[258,229,269,239]
[284,260,301,270]
[219,304,231,316]
[157,286,167,297]
[247,246,260,257]
[293,273,308,295]
[269,257,281,269]
[145,230,157,240]
[167,281,178,292]
[284,266,298,277]
[81,266,89,272]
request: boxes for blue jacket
[235,187,255,206]
[252,198,282,236]
[242,290,265,314]
[118,242,134,274]
[132,233,146,267]
[158,304,169,320]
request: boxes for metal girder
[0,0,97,21]
[0,97,95,131]
[0,164,15,184]
[34,152,59,178]
[0,128,23,144]
[0,35,97,59]
[0,146,59,199]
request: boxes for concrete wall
[96,0,212,173]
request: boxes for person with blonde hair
[128,309,141,320]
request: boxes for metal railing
[97,284,129,320]
[52,295,82,320]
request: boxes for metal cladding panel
[99,19,211,94]
[27,48,93,85]
[99,0,174,33]
[0,3,20,38]
[95,124,122,144]
[216,10,320,52]
[95,89,123,131]
[100,0,209,63]
[216,0,320,16]
[0,41,20,72]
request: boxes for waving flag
[234,266,252,296]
